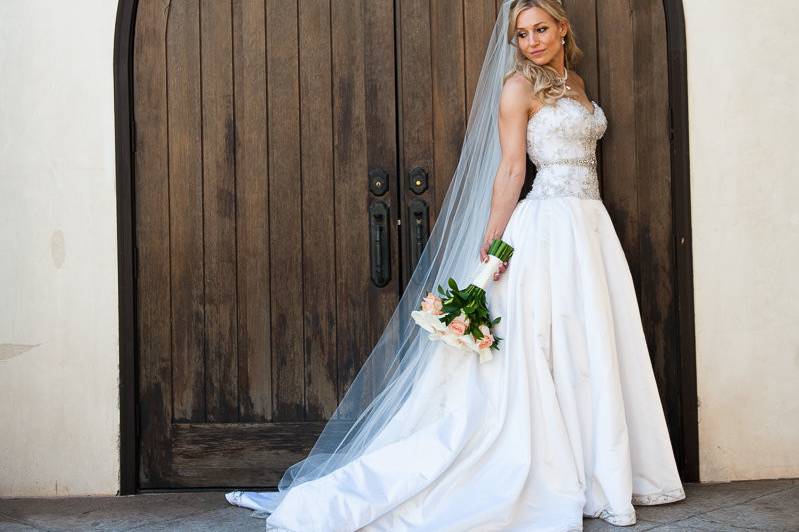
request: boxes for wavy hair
[502,0,584,104]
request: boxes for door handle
[369,200,391,287]
[407,198,429,273]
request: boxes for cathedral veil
[238,0,518,514]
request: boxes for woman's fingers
[493,261,509,280]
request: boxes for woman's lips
[530,49,545,56]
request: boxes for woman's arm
[479,76,533,277]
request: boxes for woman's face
[514,7,567,69]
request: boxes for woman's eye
[537,27,547,33]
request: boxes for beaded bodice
[526,96,607,200]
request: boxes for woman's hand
[479,239,509,281]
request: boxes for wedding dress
[225,93,687,531]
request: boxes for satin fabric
[226,195,686,531]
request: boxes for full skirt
[226,196,686,531]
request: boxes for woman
[226,1,686,530]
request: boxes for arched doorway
[114,0,697,493]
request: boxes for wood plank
[431,0,467,216]
[166,0,206,423]
[166,422,328,487]
[298,0,338,420]
[133,0,175,486]
[265,0,304,420]
[664,0,699,480]
[232,0,272,422]
[201,0,239,423]
[633,0,680,435]
[398,0,434,285]
[562,0,599,97]
[331,0,370,406]
[597,0,641,296]
[464,0,496,117]
[362,0,402,404]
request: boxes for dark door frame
[113,0,698,494]
[113,0,138,496]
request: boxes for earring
[561,37,565,45]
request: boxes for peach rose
[477,333,495,350]
[477,324,494,349]
[421,291,444,315]
[448,314,470,335]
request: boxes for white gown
[226,95,687,531]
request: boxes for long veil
[232,0,518,515]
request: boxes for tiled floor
[1,478,797,531]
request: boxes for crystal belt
[535,156,597,169]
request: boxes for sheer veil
[235,0,518,514]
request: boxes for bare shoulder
[566,69,591,97]
[500,73,539,121]
[567,69,586,89]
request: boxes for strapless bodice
[525,96,607,200]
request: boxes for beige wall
[683,0,799,481]
[0,0,797,497]
[0,1,120,496]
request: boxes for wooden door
[133,0,402,488]
[561,0,692,474]
[397,0,691,479]
[131,0,692,489]
[395,0,500,284]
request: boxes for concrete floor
[1,478,797,531]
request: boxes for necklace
[560,68,571,91]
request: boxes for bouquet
[411,239,514,364]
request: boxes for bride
[226,0,686,530]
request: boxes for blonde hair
[501,0,584,105]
